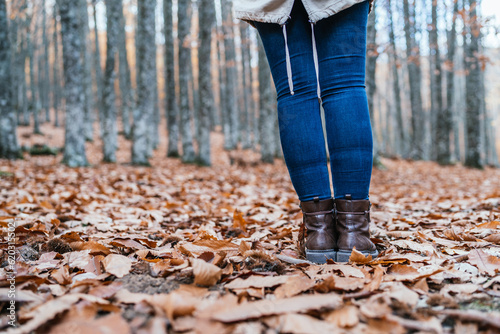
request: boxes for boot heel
[305,249,337,264]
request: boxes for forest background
[0,0,499,167]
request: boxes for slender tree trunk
[164,0,179,157]
[0,0,19,159]
[366,5,380,166]
[258,38,274,163]
[116,1,133,139]
[446,0,458,162]
[53,4,61,127]
[240,22,252,149]
[222,0,238,150]
[403,0,424,159]
[132,0,155,165]
[464,0,482,168]
[217,23,227,134]
[196,0,215,165]
[102,0,120,162]
[387,0,405,157]
[150,4,160,153]
[92,0,105,137]
[28,22,41,134]
[177,0,196,163]
[40,0,51,123]
[57,0,89,167]
[78,0,94,141]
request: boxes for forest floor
[1,122,500,333]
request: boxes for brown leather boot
[335,195,378,262]
[298,198,337,264]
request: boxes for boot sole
[336,249,379,263]
[305,249,337,264]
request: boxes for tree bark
[117,0,133,139]
[57,0,89,166]
[222,0,238,150]
[53,3,61,127]
[0,0,19,159]
[446,0,459,163]
[387,0,406,157]
[79,0,94,141]
[92,0,105,137]
[403,0,425,160]
[164,0,179,157]
[366,4,380,166]
[27,16,41,135]
[258,38,274,163]
[132,0,155,165]
[41,0,51,123]
[196,0,215,165]
[177,0,196,163]
[102,0,120,162]
[239,22,253,149]
[464,0,482,168]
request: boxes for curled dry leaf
[264,313,338,334]
[102,254,132,278]
[325,305,359,328]
[468,249,500,276]
[211,293,342,323]
[274,275,315,299]
[224,275,289,290]
[190,258,222,287]
[348,248,373,264]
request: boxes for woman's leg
[315,1,373,200]
[254,1,330,202]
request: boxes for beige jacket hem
[234,0,373,25]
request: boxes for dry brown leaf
[225,275,289,290]
[211,293,342,322]
[349,248,373,264]
[191,258,222,287]
[315,275,364,292]
[233,209,247,231]
[365,265,384,292]
[102,254,132,278]
[468,249,500,276]
[274,275,315,299]
[264,313,338,334]
[325,305,359,328]
[48,312,131,334]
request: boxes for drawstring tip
[290,91,294,96]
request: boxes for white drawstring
[282,24,294,95]
[310,22,321,101]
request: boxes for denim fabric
[254,0,372,201]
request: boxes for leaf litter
[1,132,500,333]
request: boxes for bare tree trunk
[117,0,133,139]
[464,0,482,168]
[366,4,380,166]
[53,3,61,127]
[446,0,458,163]
[150,4,160,153]
[222,0,238,150]
[101,0,120,162]
[0,0,19,159]
[41,0,51,123]
[132,0,156,165]
[57,0,89,167]
[217,22,228,138]
[178,0,196,163]
[258,38,274,163]
[27,18,41,134]
[239,22,252,149]
[403,0,424,160]
[92,0,104,137]
[196,0,215,165]
[387,0,405,157]
[164,0,179,157]
[78,0,94,141]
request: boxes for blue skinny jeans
[254,0,373,201]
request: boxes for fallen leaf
[325,305,359,328]
[349,248,373,264]
[102,254,132,278]
[191,258,222,287]
[274,275,315,299]
[468,249,500,276]
[225,275,289,290]
[211,293,342,322]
